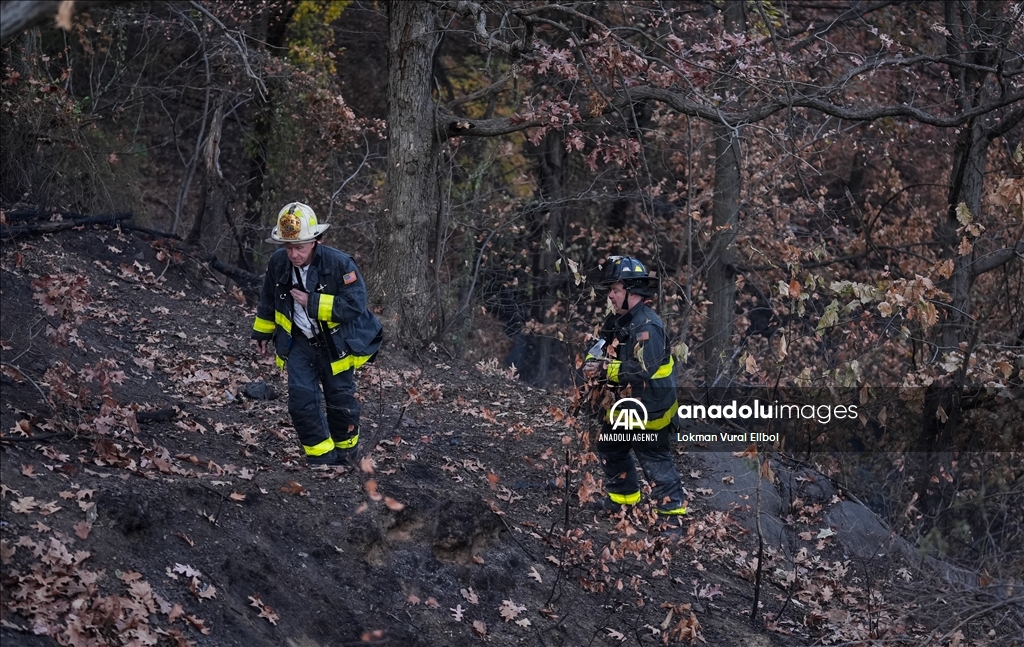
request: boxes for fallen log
[0,212,131,239]
[209,255,262,288]
[120,222,182,240]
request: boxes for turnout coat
[251,244,382,374]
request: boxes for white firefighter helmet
[268,202,330,244]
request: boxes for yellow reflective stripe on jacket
[609,491,642,505]
[275,311,292,335]
[606,357,673,383]
[317,294,335,321]
[330,353,373,375]
[333,433,358,450]
[652,356,674,379]
[645,401,678,431]
[253,316,275,334]
[303,437,335,457]
[657,507,687,515]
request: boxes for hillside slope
[1,225,1013,647]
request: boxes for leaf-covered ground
[1,226,1012,647]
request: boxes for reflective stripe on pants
[288,334,360,456]
[596,421,686,514]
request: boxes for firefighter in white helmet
[251,202,382,466]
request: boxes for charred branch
[971,241,1024,277]
[0,212,131,239]
[208,254,261,292]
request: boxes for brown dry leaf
[406,594,421,606]
[359,455,375,474]
[606,628,626,641]
[450,604,465,621]
[577,471,600,504]
[0,539,14,565]
[185,614,211,635]
[189,576,216,600]
[55,1,74,31]
[120,570,143,583]
[789,278,802,299]
[461,587,479,605]
[425,597,440,609]
[280,481,307,496]
[365,479,383,502]
[528,566,543,583]
[355,502,369,514]
[733,444,757,459]
[168,603,184,622]
[760,459,775,482]
[229,491,246,502]
[173,532,194,547]
[472,555,485,564]
[173,563,201,577]
[472,620,487,637]
[384,496,405,511]
[744,353,759,374]
[958,236,972,256]
[14,419,31,436]
[669,612,701,643]
[10,496,38,514]
[73,520,91,540]
[38,501,62,516]
[499,599,526,622]
[248,594,279,625]
[20,464,37,478]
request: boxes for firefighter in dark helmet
[583,256,687,534]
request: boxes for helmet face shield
[600,256,656,297]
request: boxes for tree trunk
[529,128,567,385]
[704,124,742,382]
[238,3,293,272]
[186,96,226,248]
[703,0,746,383]
[371,0,440,342]
[917,0,1015,451]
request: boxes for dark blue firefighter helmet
[601,256,657,297]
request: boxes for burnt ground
[0,225,1010,647]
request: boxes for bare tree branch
[972,241,1024,277]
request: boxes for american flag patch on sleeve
[343,271,357,285]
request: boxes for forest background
[1,0,1023,612]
